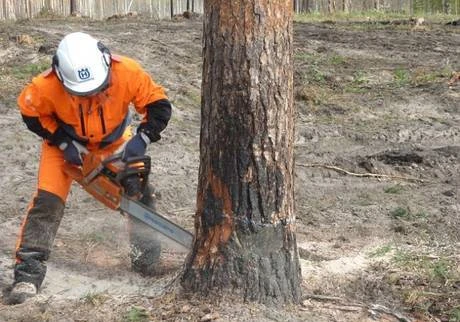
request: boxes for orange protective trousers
[14,135,130,288]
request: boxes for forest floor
[0,15,459,322]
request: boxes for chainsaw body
[65,151,150,210]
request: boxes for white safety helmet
[53,32,111,96]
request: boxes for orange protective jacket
[18,55,170,150]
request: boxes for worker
[4,32,172,304]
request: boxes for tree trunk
[442,0,448,14]
[3,0,17,19]
[70,0,77,15]
[328,0,336,13]
[342,0,345,12]
[181,0,301,304]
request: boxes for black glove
[62,141,89,165]
[137,123,161,143]
[122,132,150,162]
[49,128,88,165]
[141,99,171,143]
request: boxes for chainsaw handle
[122,155,152,169]
[101,152,123,166]
[115,155,151,181]
[100,153,151,168]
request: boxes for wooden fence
[0,0,459,20]
[295,0,460,14]
[0,0,204,20]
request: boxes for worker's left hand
[122,133,150,161]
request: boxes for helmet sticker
[76,67,94,82]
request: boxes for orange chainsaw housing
[64,151,123,210]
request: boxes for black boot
[3,282,37,305]
[4,190,64,305]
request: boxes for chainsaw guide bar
[64,151,193,250]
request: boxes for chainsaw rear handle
[100,153,152,198]
[116,156,151,183]
[100,153,151,182]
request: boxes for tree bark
[3,0,17,19]
[442,0,448,14]
[70,0,77,15]
[181,0,301,304]
[328,0,336,13]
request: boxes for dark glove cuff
[48,127,71,147]
[137,124,161,143]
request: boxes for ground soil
[0,15,459,322]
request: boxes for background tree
[181,0,301,304]
[328,0,337,12]
[70,0,77,15]
[1,0,16,19]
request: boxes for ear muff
[97,41,111,67]
[52,54,64,82]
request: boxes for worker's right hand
[60,140,88,165]
[49,127,88,165]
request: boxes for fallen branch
[326,304,362,312]
[303,294,350,303]
[369,304,413,322]
[302,294,413,322]
[304,302,363,312]
[415,254,460,260]
[297,163,426,183]
[419,291,460,298]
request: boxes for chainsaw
[64,149,193,250]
